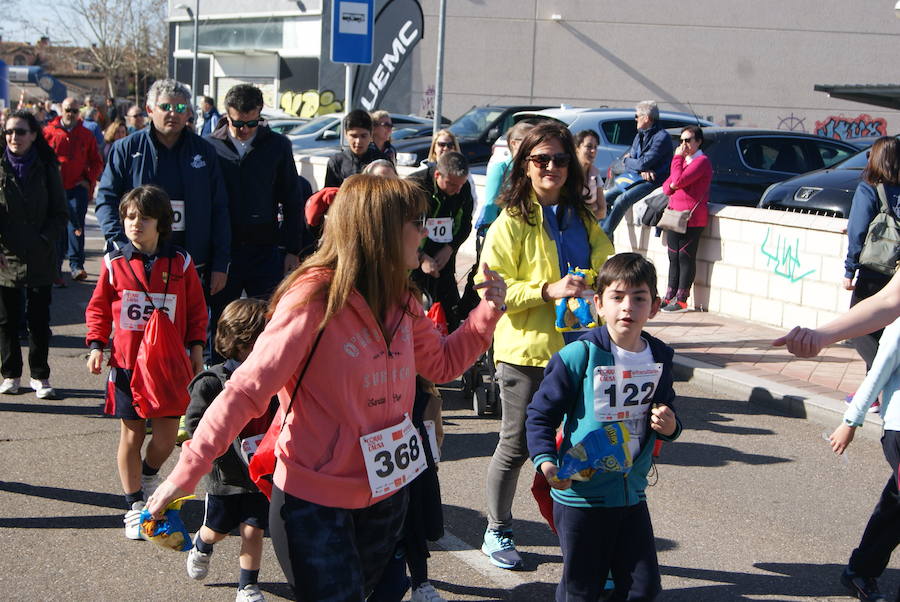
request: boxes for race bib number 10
[170,200,185,232]
[426,217,453,244]
[593,363,663,422]
[360,415,427,497]
[119,290,177,331]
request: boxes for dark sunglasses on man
[229,118,260,129]
[526,152,571,169]
[63,107,80,114]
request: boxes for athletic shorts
[103,367,180,420]
[204,492,270,534]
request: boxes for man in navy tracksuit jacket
[95,79,230,295]
[526,323,682,601]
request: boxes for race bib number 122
[593,363,662,422]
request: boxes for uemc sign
[353,0,424,111]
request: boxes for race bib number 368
[593,363,662,422]
[360,415,426,497]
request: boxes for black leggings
[665,227,704,300]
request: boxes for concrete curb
[671,353,884,441]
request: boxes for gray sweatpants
[485,362,546,531]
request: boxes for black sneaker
[841,567,886,601]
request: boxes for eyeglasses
[680,137,695,144]
[411,214,428,230]
[64,107,79,114]
[157,102,188,114]
[376,121,393,127]
[229,118,260,129]
[3,128,29,136]
[436,141,455,149]
[527,153,571,169]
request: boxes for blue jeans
[269,485,408,601]
[59,185,88,273]
[601,180,656,239]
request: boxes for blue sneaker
[482,528,523,570]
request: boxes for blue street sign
[331,0,375,65]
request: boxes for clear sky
[3,3,93,47]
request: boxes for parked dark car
[757,146,878,218]
[392,104,552,167]
[289,112,436,154]
[606,128,861,207]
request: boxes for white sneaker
[29,378,55,399]
[235,583,265,601]
[186,536,212,580]
[411,582,446,602]
[124,501,145,540]
[141,473,161,499]
[0,378,20,394]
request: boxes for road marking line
[435,530,528,589]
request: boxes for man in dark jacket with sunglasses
[204,83,312,362]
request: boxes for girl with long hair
[148,175,507,600]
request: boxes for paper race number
[170,200,185,232]
[423,420,440,463]
[360,415,426,497]
[119,290,177,331]
[239,434,265,465]
[593,363,662,422]
[425,217,453,243]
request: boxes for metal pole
[432,0,446,137]
[191,0,199,110]
[344,63,353,114]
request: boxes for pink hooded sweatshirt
[169,269,501,508]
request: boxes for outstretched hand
[773,326,826,358]
[473,263,507,312]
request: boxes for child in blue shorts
[526,252,682,601]
[184,298,276,602]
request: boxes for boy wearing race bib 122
[526,252,682,601]
[85,184,207,540]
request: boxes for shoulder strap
[279,326,326,429]
[120,252,173,310]
[876,183,892,215]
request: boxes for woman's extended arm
[774,269,900,357]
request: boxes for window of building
[178,18,284,51]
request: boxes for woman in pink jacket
[148,174,508,600]
[660,125,712,313]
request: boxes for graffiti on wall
[814,114,887,141]
[760,227,816,283]
[280,89,343,118]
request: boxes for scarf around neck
[5,146,37,184]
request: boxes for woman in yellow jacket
[476,122,614,569]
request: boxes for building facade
[168,0,900,138]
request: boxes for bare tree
[27,0,167,98]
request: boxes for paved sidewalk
[644,309,877,431]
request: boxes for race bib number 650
[360,415,426,497]
[593,363,663,422]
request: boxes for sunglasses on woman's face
[4,128,30,136]
[158,102,189,114]
[436,141,454,149]
[229,118,260,129]
[527,153,571,169]
[680,137,694,144]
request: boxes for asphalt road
[2,215,899,601]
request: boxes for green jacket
[0,152,67,287]
[477,193,614,367]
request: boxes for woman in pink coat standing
[660,125,712,313]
